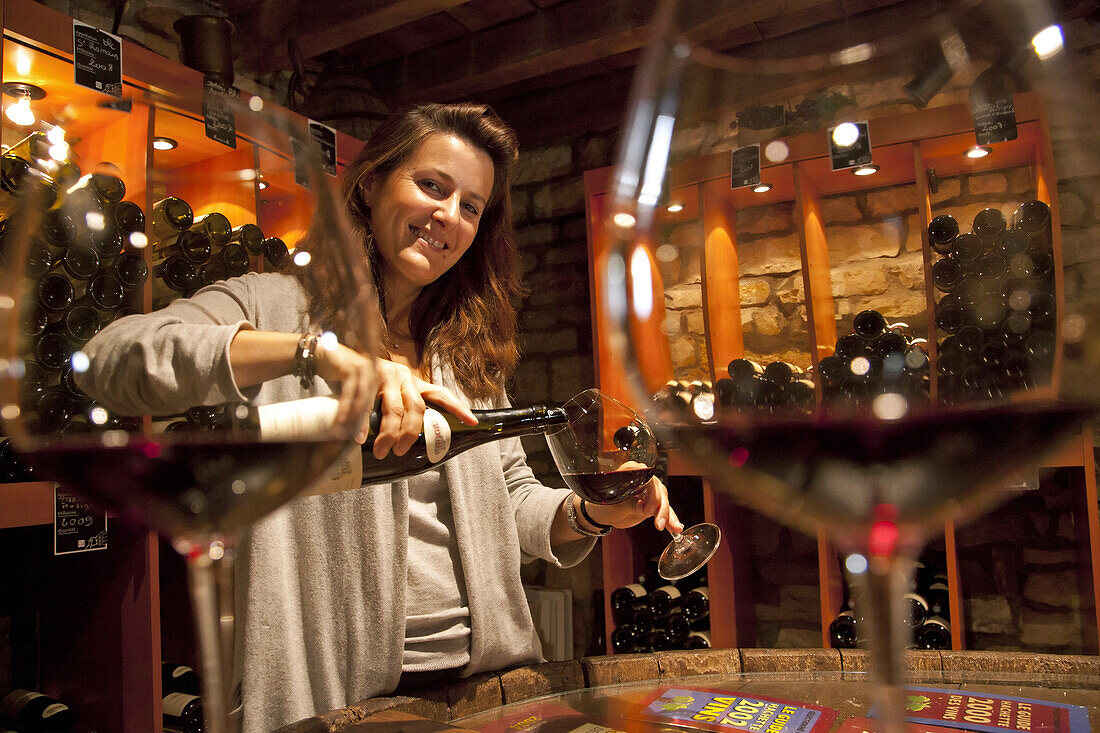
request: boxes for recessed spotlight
[2,82,45,127]
[257,179,269,190]
[752,183,773,193]
[852,164,880,176]
[965,145,991,159]
[1031,25,1064,60]
[666,202,684,213]
[153,136,179,151]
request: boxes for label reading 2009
[55,488,107,555]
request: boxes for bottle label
[0,690,41,717]
[423,407,451,463]
[656,584,681,600]
[258,396,338,439]
[171,665,194,679]
[624,583,646,598]
[691,586,709,600]
[41,703,69,718]
[305,444,363,497]
[163,692,199,717]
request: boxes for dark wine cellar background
[6,0,1099,664]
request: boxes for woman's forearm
[228,329,302,389]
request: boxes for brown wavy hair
[293,103,523,400]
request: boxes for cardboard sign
[308,120,339,177]
[203,78,238,149]
[731,144,761,189]
[73,21,123,98]
[54,488,107,555]
[828,121,873,171]
[971,93,1018,145]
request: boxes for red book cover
[629,686,838,731]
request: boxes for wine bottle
[852,309,888,340]
[610,624,640,653]
[927,214,959,254]
[255,396,570,489]
[53,303,102,344]
[162,692,203,733]
[190,212,232,247]
[761,361,802,386]
[149,196,194,239]
[996,228,1031,258]
[49,242,100,281]
[951,232,984,266]
[726,357,763,382]
[36,273,75,314]
[109,251,150,291]
[658,612,691,646]
[914,616,951,650]
[110,200,145,236]
[1011,199,1050,233]
[229,223,265,256]
[931,256,962,293]
[681,585,709,622]
[162,662,201,696]
[683,629,711,650]
[155,255,198,293]
[828,608,859,649]
[156,230,212,264]
[902,591,930,628]
[0,688,73,732]
[75,273,125,313]
[609,581,648,625]
[42,209,77,249]
[218,241,251,277]
[647,583,682,618]
[262,236,289,269]
[972,207,1006,243]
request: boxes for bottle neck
[469,405,568,438]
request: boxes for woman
[78,103,680,731]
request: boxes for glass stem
[185,540,236,733]
[849,552,914,733]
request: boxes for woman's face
[367,132,494,300]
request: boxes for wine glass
[0,91,376,733]
[599,1,1099,731]
[547,388,721,579]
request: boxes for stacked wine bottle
[609,569,711,653]
[149,195,286,306]
[828,556,952,650]
[0,135,148,447]
[929,200,1055,404]
[817,309,930,410]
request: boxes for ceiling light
[752,183,773,193]
[852,164,880,176]
[257,179,269,190]
[666,202,684,213]
[965,145,991,159]
[153,136,179,151]
[2,82,45,127]
[1031,25,1064,60]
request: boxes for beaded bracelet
[565,494,610,537]
[293,333,318,389]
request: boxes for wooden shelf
[585,92,1100,657]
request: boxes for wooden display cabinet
[0,0,363,729]
[585,93,1099,656]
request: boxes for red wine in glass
[562,466,656,504]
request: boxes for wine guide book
[473,685,1089,732]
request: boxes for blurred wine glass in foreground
[0,95,376,733]
[547,388,721,579]
[600,0,1099,730]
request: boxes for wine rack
[585,93,1099,658]
[0,0,364,729]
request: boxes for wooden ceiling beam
[363,0,836,105]
[235,0,476,73]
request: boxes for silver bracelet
[565,493,611,537]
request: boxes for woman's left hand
[581,462,684,534]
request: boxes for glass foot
[658,522,721,580]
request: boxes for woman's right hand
[369,358,478,459]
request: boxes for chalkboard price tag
[54,488,107,555]
[73,21,123,98]
[828,121,873,171]
[203,78,238,149]
[971,84,1018,145]
[730,145,761,189]
[308,120,339,177]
